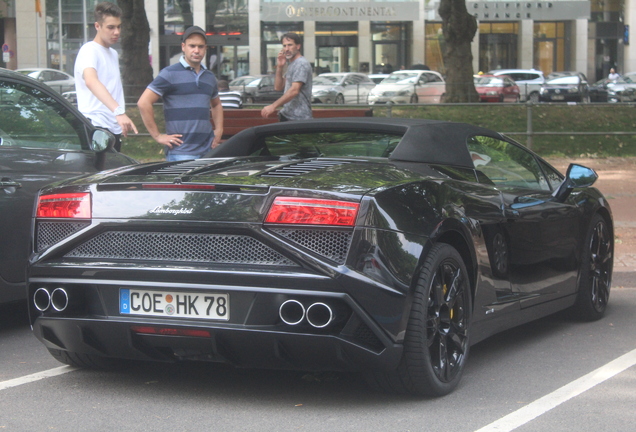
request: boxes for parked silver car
[16,68,75,94]
[312,72,376,104]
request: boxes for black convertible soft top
[207,118,505,169]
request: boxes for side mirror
[552,163,598,202]
[90,129,116,153]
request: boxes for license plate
[551,95,565,100]
[120,288,229,320]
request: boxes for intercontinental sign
[260,2,420,22]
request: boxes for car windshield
[383,73,419,84]
[231,76,257,86]
[17,70,39,78]
[246,78,261,87]
[314,76,337,85]
[474,77,504,86]
[252,132,403,159]
[547,76,580,85]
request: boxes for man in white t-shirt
[74,2,137,152]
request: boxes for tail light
[265,197,359,226]
[37,193,91,219]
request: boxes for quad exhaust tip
[33,287,69,312]
[279,300,305,326]
[33,288,51,312]
[50,288,69,312]
[279,300,334,328]
[306,302,334,328]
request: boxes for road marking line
[474,348,636,432]
[0,366,76,391]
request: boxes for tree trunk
[439,0,480,103]
[117,0,154,102]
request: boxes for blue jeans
[166,153,204,162]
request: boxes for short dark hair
[281,32,301,45]
[95,2,122,24]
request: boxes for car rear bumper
[28,267,407,372]
[32,313,403,372]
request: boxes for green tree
[439,0,480,102]
[117,0,154,100]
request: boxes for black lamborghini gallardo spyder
[28,118,613,396]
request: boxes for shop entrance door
[479,34,517,72]
[160,41,249,80]
[316,46,359,74]
[207,45,249,81]
[534,40,556,76]
[372,42,402,73]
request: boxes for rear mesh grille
[37,221,90,252]
[269,228,352,264]
[65,231,295,266]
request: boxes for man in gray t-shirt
[261,33,313,121]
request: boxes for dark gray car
[0,69,137,304]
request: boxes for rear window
[256,132,403,159]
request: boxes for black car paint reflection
[27,119,613,397]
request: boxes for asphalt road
[1,282,635,432]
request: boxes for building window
[479,22,518,72]
[371,23,406,74]
[534,22,566,75]
[161,0,193,36]
[316,22,358,73]
[425,23,445,74]
[206,0,248,35]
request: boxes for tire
[571,214,613,321]
[245,96,254,104]
[528,92,539,103]
[367,243,471,396]
[47,348,123,370]
[335,94,345,104]
[410,94,418,104]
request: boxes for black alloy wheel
[572,213,612,321]
[368,243,471,396]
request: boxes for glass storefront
[45,0,100,75]
[479,22,518,72]
[371,23,407,74]
[159,0,249,79]
[316,22,358,74]
[425,23,445,74]
[534,22,567,75]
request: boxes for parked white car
[488,69,545,103]
[16,68,75,94]
[367,70,446,104]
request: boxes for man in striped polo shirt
[137,26,223,161]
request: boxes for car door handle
[0,178,22,189]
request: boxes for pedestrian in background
[608,68,620,81]
[261,33,312,121]
[217,80,243,109]
[74,2,137,152]
[137,26,224,161]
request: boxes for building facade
[2,0,635,83]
